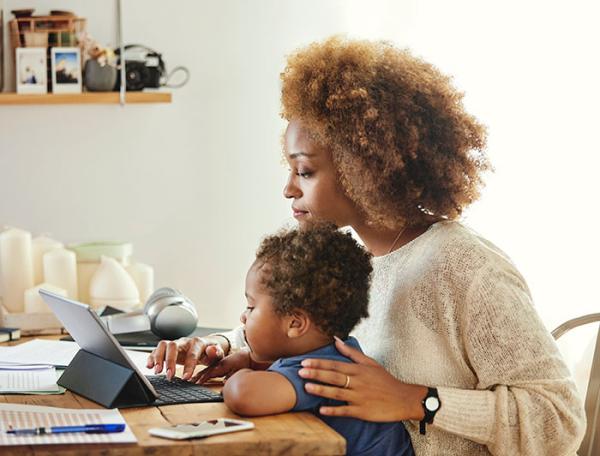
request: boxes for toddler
[204,223,414,456]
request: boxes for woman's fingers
[204,344,225,364]
[147,340,166,370]
[164,341,179,380]
[148,337,193,372]
[304,382,357,402]
[147,337,223,381]
[298,368,349,388]
[300,357,358,374]
[181,340,205,380]
[333,336,378,366]
[319,405,361,418]
[182,339,227,379]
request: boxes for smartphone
[148,418,254,440]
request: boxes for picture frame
[16,47,47,94]
[51,47,82,94]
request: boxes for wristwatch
[419,387,441,435]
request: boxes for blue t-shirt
[268,337,414,456]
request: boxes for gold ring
[343,375,350,389]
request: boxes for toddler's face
[240,262,288,362]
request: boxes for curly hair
[255,223,372,338]
[281,36,490,229]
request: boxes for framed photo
[16,47,47,94]
[51,47,82,94]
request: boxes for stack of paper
[0,364,60,394]
[0,339,156,376]
[0,403,137,445]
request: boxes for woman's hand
[191,349,252,384]
[146,335,229,380]
[298,337,427,421]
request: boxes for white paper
[0,366,59,392]
[0,339,157,376]
[124,347,158,376]
[0,339,79,367]
[0,364,54,370]
[0,403,137,445]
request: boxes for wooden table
[0,336,346,455]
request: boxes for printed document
[0,403,136,445]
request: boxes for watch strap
[419,387,440,435]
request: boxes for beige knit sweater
[222,221,586,455]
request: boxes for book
[0,327,20,341]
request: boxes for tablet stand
[58,349,154,408]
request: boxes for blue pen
[6,423,125,435]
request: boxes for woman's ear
[284,310,311,339]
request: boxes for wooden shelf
[0,92,172,105]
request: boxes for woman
[148,37,585,455]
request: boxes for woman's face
[283,120,359,228]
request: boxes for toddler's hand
[192,349,252,384]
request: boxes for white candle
[43,248,78,300]
[75,261,99,305]
[24,283,67,313]
[0,227,34,312]
[127,262,154,304]
[31,235,63,285]
[89,256,139,311]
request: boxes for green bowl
[67,241,133,262]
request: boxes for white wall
[1,0,599,334]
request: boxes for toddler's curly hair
[255,223,372,338]
[281,36,490,229]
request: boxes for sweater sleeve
[432,263,586,455]
[214,325,247,352]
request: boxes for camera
[114,45,165,91]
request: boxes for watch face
[425,396,440,412]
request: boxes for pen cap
[86,423,126,433]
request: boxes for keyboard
[146,375,223,406]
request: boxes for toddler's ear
[285,310,311,339]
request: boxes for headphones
[144,287,198,339]
[101,287,198,340]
